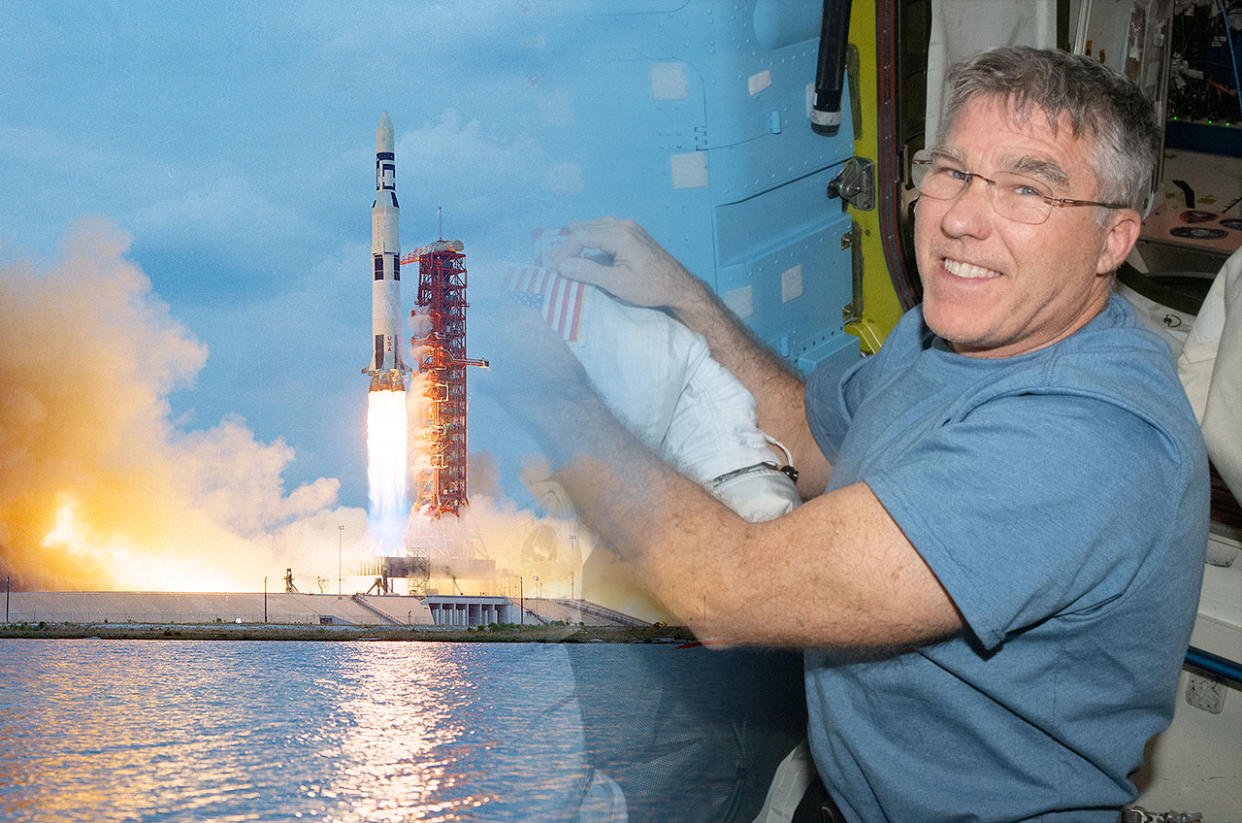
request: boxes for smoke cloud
[0,218,366,592]
[0,218,666,620]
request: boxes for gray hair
[940,46,1160,218]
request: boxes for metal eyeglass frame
[910,158,1130,225]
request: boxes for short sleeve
[865,392,1183,651]
[806,358,855,464]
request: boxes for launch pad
[359,554,431,596]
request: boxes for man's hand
[548,217,706,313]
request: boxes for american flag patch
[504,265,586,343]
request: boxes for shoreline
[0,621,696,644]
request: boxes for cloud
[0,217,363,591]
[396,108,545,228]
[131,174,314,255]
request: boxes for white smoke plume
[0,217,670,617]
[0,218,367,592]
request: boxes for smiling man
[914,71,1140,359]
[534,47,1209,821]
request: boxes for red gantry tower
[405,239,488,519]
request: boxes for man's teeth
[944,259,1001,279]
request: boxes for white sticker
[723,285,754,319]
[781,264,803,303]
[670,152,708,190]
[748,69,772,96]
[651,62,688,100]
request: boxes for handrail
[351,594,404,625]
[551,598,650,628]
[1186,646,1242,686]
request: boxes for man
[522,47,1207,820]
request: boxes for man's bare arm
[487,302,960,648]
[552,384,964,648]
[550,218,830,496]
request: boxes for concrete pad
[4,591,434,626]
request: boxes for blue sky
[0,0,577,508]
[0,0,854,592]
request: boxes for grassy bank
[0,621,697,644]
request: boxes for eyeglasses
[911,157,1129,225]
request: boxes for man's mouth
[943,258,1002,280]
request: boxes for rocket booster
[365,111,409,392]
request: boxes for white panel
[670,152,708,190]
[748,69,772,96]
[781,263,803,303]
[650,62,688,100]
[723,285,753,319]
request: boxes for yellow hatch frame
[844,0,906,354]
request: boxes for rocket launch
[364,112,410,555]
[365,111,409,392]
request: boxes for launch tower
[407,240,487,518]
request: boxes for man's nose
[939,176,993,239]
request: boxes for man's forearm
[553,416,962,649]
[546,397,761,642]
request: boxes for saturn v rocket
[364,112,410,392]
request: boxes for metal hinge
[826,157,874,211]
[693,125,708,150]
[841,221,863,323]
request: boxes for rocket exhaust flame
[366,389,409,555]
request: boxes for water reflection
[0,639,804,822]
[324,643,589,821]
[0,640,593,822]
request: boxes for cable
[1215,0,1242,120]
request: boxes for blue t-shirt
[803,296,1208,822]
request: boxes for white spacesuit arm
[561,280,800,522]
[550,218,830,495]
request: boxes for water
[0,640,805,822]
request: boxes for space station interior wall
[493,1,859,622]
[514,0,859,378]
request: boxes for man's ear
[1096,209,1142,275]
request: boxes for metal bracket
[1122,807,1202,823]
[826,157,875,211]
[841,221,863,324]
[693,125,709,150]
[846,43,862,140]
